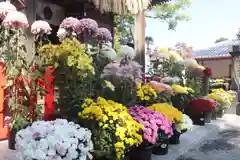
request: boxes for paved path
[1,104,240,160]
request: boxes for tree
[145,36,154,49]
[147,0,192,30]
[215,37,228,43]
[115,0,192,44]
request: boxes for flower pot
[211,111,217,120]
[152,136,169,155]
[216,109,224,118]
[204,111,212,123]
[192,112,205,126]
[8,128,17,150]
[128,145,152,160]
[169,130,180,144]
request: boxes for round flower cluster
[59,17,80,32]
[206,92,231,106]
[0,1,16,19]
[15,119,93,160]
[128,106,173,144]
[119,45,136,59]
[149,80,172,94]
[171,84,194,94]
[2,11,28,29]
[95,27,112,42]
[101,60,143,84]
[188,98,216,114]
[79,97,143,159]
[180,114,193,131]
[137,82,157,101]
[161,76,181,84]
[78,18,98,36]
[31,20,52,35]
[148,103,183,123]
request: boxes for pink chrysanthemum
[59,17,80,32]
[31,20,52,35]
[0,2,16,19]
[96,27,112,42]
[2,11,29,29]
[77,18,98,36]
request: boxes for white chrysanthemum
[161,76,181,84]
[119,45,136,59]
[15,119,93,160]
[57,28,67,41]
[181,114,193,131]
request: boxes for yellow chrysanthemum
[79,97,143,159]
[137,82,157,101]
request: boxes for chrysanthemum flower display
[95,27,112,42]
[148,103,183,124]
[207,88,233,107]
[101,60,142,83]
[128,106,173,144]
[0,1,16,19]
[79,97,143,159]
[180,114,193,131]
[149,80,173,94]
[136,82,157,101]
[15,119,93,160]
[171,84,194,94]
[31,20,52,35]
[2,11,28,29]
[119,45,136,59]
[188,98,216,114]
[59,17,80,32]
[148,103,183,132]
[161,76,181,84]
[77,18,98,36]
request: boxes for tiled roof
[193,39,240,59]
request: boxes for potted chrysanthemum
[79,97,143,160]
[15,119,93,160]
[148,103,183,144]
[128,106,173,156]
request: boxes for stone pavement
[176,115,240,160]
[1,106,240,160]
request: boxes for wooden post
[203,76,209,95]
[134,11,146,74]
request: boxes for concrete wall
[197,58,232,78]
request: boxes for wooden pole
[134,11,146,74]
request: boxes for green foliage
[92,126,115,159]
[152,57,185,82]
[214,37,228,43]
[0,27,45,130]
[149,0,192,30]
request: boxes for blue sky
[146,0,240,50]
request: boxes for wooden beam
[134,11,146,73]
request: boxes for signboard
[233,56,240,89]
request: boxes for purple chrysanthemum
[77,18,98,36]
[95,27,112,42]
[101,60,143,83]
[59,17,80,32]
[128,106,173,144]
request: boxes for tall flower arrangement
[79,97,143,159]
[0,5,46,130]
